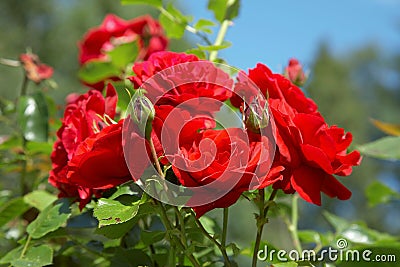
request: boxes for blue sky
[178,0,400,72]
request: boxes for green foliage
[78,61,121,84]
[27,199,71,239]
[159,4,192,39]
[121,0,162,8]
[17,92,49,142]
[24,190,57,211]
[358,136,400,160]
[0,197,30,228]
[208,0,240,22]
[194,19,216,34]
[365,181,399,207]
[106,41,139,69]
[0,245,53,267]
[94,198,141,227]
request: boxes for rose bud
[131,91,155,139]
[284,58,307,86]
[244,96,269,133]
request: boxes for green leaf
[298,230,322,245]
[365,181,399,207]
[26,141,53,155]
[194,19,216,34]
[185,48,207,59]
[274,263,298,267]
[358,136,400,160]
[121,0,162,8]
[323,211,350,233]
[0,197,30,228]
[11,245,53,267]
[95,201,154,238]
[24,190,57,211]
[208,0,240,23]
[197,41,232,51]
[17,92,49,142]
[78,61,121,84]
[141,230,165,246]
[94,198,140,227]
[0,245,53,267]
[159,4,192,39]
[107,41,139,69]
[109,248,152,267]
[27,198,71,239]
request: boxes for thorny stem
[190,210,232,267]
[19,75,29,196]
[148,138,201,267]
[252,189,278,267]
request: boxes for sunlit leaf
[365,181,399,207]
[159,4,192,39]
[358,136,400,160]
[107,41,139,69]
[78,61,121,84]
[24,190,57,211]
[27,198,71,239]
[208,0,240,23]
[194,19,216,34]
[121,0,162,8]
[371,118,400,136]
[197,41,232,51]
[11,245,53,267]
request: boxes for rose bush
[79,14,168,90]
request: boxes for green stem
[190,210,232,266]
[221,208,229,248]
[19,235,31,259]
[147,139,201,267]
[252,189,278,267]
[290,194,303,253]
[209,19,230,61]
[19,75,29,196]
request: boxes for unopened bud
[131,91,155,139]
[284,58,307,86]
[244,96,269,133]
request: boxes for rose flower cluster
[49,14,361,217]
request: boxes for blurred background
[0,0,399,263]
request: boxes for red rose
[79,14,168,90]
[129,51,233,114]
[20,53,53,84]
[233,63,361,205]
[67,120,131,189]
[49,84,120,208]
[170,127,279,217]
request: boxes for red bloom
[129,51,233,114]
[20,53,53,84]
[49,84,124,208]
[170,128,279,217]
[67,120,131,190]
[232,64,361,205]
[79,14,168,90]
